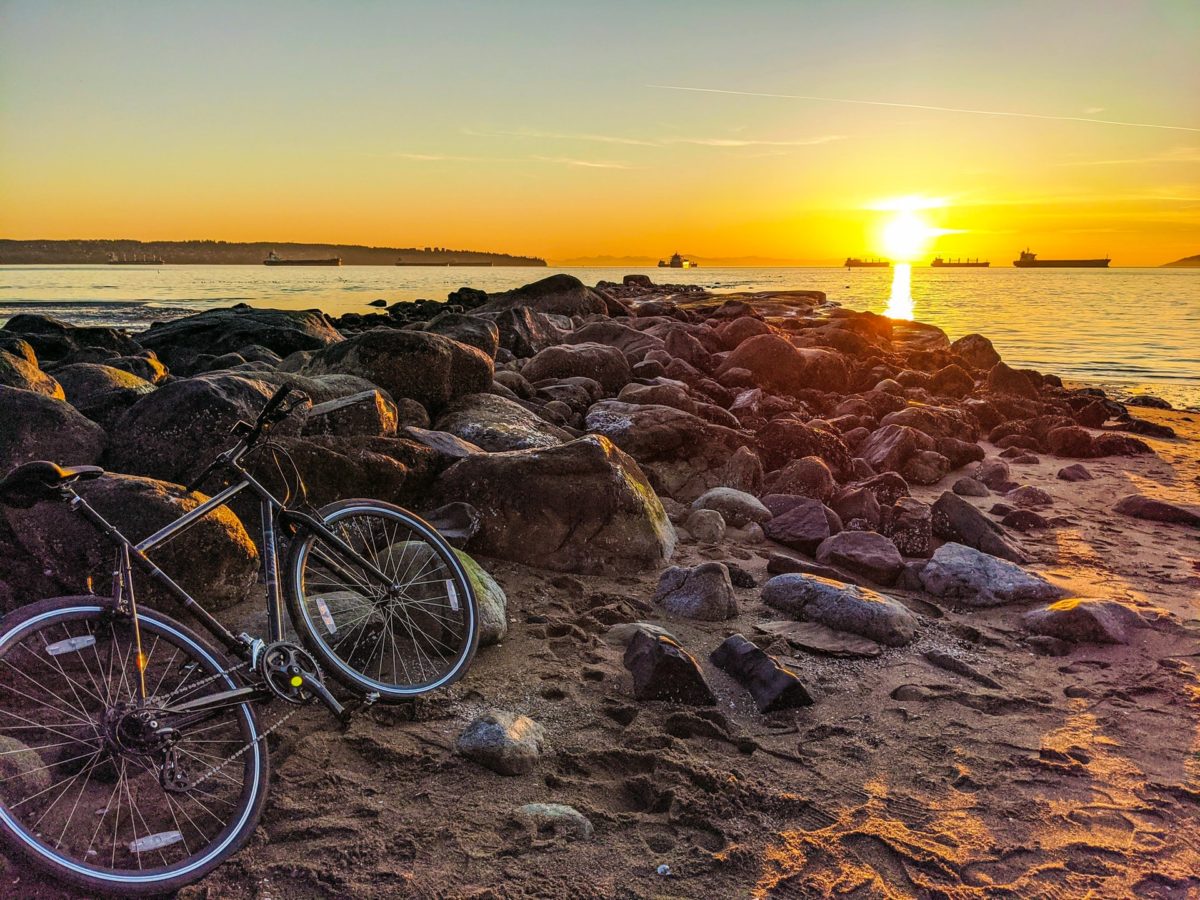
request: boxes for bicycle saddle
[0,461,104,508]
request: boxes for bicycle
[0,384,479,894]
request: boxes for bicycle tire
[0,596,269,896]
[284,499,479,702]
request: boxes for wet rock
[425,312,500,358]
[0,386,107,474]
[1113,494,1200,526]
[456,710,546,776]
[987,361,1038,399]
[523,343,632,394]
[931,491,1029,563]
[763,498,836,555]
[710,633,813,711]
[1126,395,1171,410]
[761,574,917,646]
[684,508,726,543]
[815,531,904,585]
[1005,485,1053,509]
[764,456,836,502]
[515,803,594,840]
[303,389,398,438]
[952,476,990,497]
[437,435,676,574]
[1057,463,1093,482]
[623,630,715,705]
[919,542,1064,606]
[434,392,571,452]
[301,329,493,414]
[885,497,933,557]
[4,473,259,614]
[139,306,343,369]
[1022,598,1146,645]
[652,562,738,620]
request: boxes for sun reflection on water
[885,262,914,320]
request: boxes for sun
[881,210,937,261]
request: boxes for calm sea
[2,264,1198,408]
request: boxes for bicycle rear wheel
[285,499,479,701]
[0,597,268,896]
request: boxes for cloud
[1084,106,1106,114]
[1056,147,1200,166]
[464,128,657,146]
[666,135,844,147]
[384,151,632,170]
[464,126,844,150]
[648,84,1200,133]
[529,155,634,169]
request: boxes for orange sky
[1,2,1197,266]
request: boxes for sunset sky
[1,0,1197,265]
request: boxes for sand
[5,417,1199,899]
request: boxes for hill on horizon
[1162,254,1200,267]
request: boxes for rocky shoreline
[1,273,1198,897]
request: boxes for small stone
[761,574,918,646]
[457,711,546,776]
[952,477,990,497]
[623,630,715,705]
[1005,485,1053,509]
[685,508,726,543]
[710,633,814,711]
[652,563,738,620]
[1113,494,1200,526]
[919,542,1064,607]
[515,803,594,840]
[1002,509,1048,531]
[815,531,904,585]
[1023,598,1147,645]
[1057,463,1093,482]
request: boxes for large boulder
[919,542,1064,607]
[138,305,343,368]
[424,312,499,358]
[1113,494,1200,526]
[0,386,107,474]
[105,374,280,484]
[0,340,63,398]
[652,562,738,621]
[815,531,904,585]
[1022,598,1146,645]
[584,400,751,500]
[564,321,664,362]
[522,343,631,394]
[3,314,141,361]
[987,361,1038,399]
[761,574,917,646]
[300,329,493,413]
[302,389,399,438]
[437,435,676,574]
[930,491,1029,563]
[950,334,1001,371]
[3,473,259,614]
[477,274,608,317]
[857,424,936,474]
[488,306,565,358]
[690,487,771,528]
[434,393,571,452]
[50,363,156,405]
[716,334,848,394]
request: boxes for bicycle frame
[63,452,394,717]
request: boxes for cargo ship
[931,257,989,267]
[107,252,164,265]
[1013,249,1109,268]
[264,251,341,266]
[396,259,494,266]
[844,257,890,268]
[658,252,697,269]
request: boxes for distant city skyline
[1,0,1197,265]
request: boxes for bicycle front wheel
[0,597,269,896]
[285,499,479,702]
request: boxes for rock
[931,491,1028,563]
[105,374,281,484]
[617,380,695,414]
[757,419,853,478]
[1126,395,1171,410]
[4,473,259,614]
[856,472,910,506]
[51,362,157,406]
[1045,425,1095,458]
[489,306,565,358]
[710,634,813,711]
[755,619,882,658]
[604,621,678,647]
[1002,509,1048,531]
[302,389,398,437]
[922,650,1002,689]
[437,435,676,574]
[434,392,571,452]
[987,361,1038,399]
[857,424,935,474]
[929,364,975,398]
[880,405,978,442]
[691,487,771,528]
[301,329,493,414]
[950,334,1001,371]
[1092,433,1152,457]
[425,312,500,358]
[1113,494,1200,526]
[0,386,107,474]
[764,456,836,502]
[453,549,507,646]
[830,487,881,530]
[0,341,63,398]
[4,314,141,361]
[815,531,904,585]
[623,630,715,705]
[716,334,849,394]
[684,508,726,543]
[761,575,917,646]
[952,477,990,497]
[523,343,631,394]
[763,498,835,555]
[0,736,52,796]
[1057,463,1093,482]
[477,274,609,318]
[919,543,1064,606]
[1005,485,1053,509]
[515,803,594,840]
[885,497,933,557]
[456,711,546,776]
[652,562,738,620]
[400,427,486,467]
[902,450,952,486]
[718,316,772,349]
[584,400,750,500]
[138,306,343,369]
[975,458,1012,490]
[1022,598,1146,645]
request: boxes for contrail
[648,84,1200,133]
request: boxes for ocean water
[2,264,1198,408]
